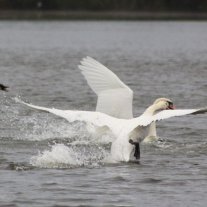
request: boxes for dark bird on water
[0,84,9,92]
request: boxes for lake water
[0,21,207,207]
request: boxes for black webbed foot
[129,139,140,160]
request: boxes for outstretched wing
[126,108,207,136]
[15,98,122,135]
[153,108,207,121]
[78,57,133,119]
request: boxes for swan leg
[134,143,140,160]
[129,139,140,160]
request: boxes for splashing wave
[30,144,80,168]
[30,143,110,168]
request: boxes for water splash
[30,143,110,168]
[30,144,81,168]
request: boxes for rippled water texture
[0,21,207,207]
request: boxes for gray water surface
[0,21,207,207]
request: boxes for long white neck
[143,103,161,116]
[142,104,158,138]
[147,122,157,137]
[126,102,161,140]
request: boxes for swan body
[16,97,207,162]
[79,57,158,141]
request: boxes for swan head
[0,84,8,92]
[153,98,175,110]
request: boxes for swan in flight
[0,84,8,92]
[16,97,207,162]
[78,57,158,142]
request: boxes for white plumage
[16,97,207,162]
[79,57,133,119]
[153,109,200,121]
[78,57,159,140]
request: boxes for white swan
[78,57,157,142]
[0,84,8,92]
[16,97,207,162]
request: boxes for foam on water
[30,142,110,168]
[30,144,81,168]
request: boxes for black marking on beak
[168,101,174,109]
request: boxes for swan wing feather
[126,107,207,136]
[79,57,133,118]
[79,56,131,93]
[153,108,207,121]
[15,98,121,134]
